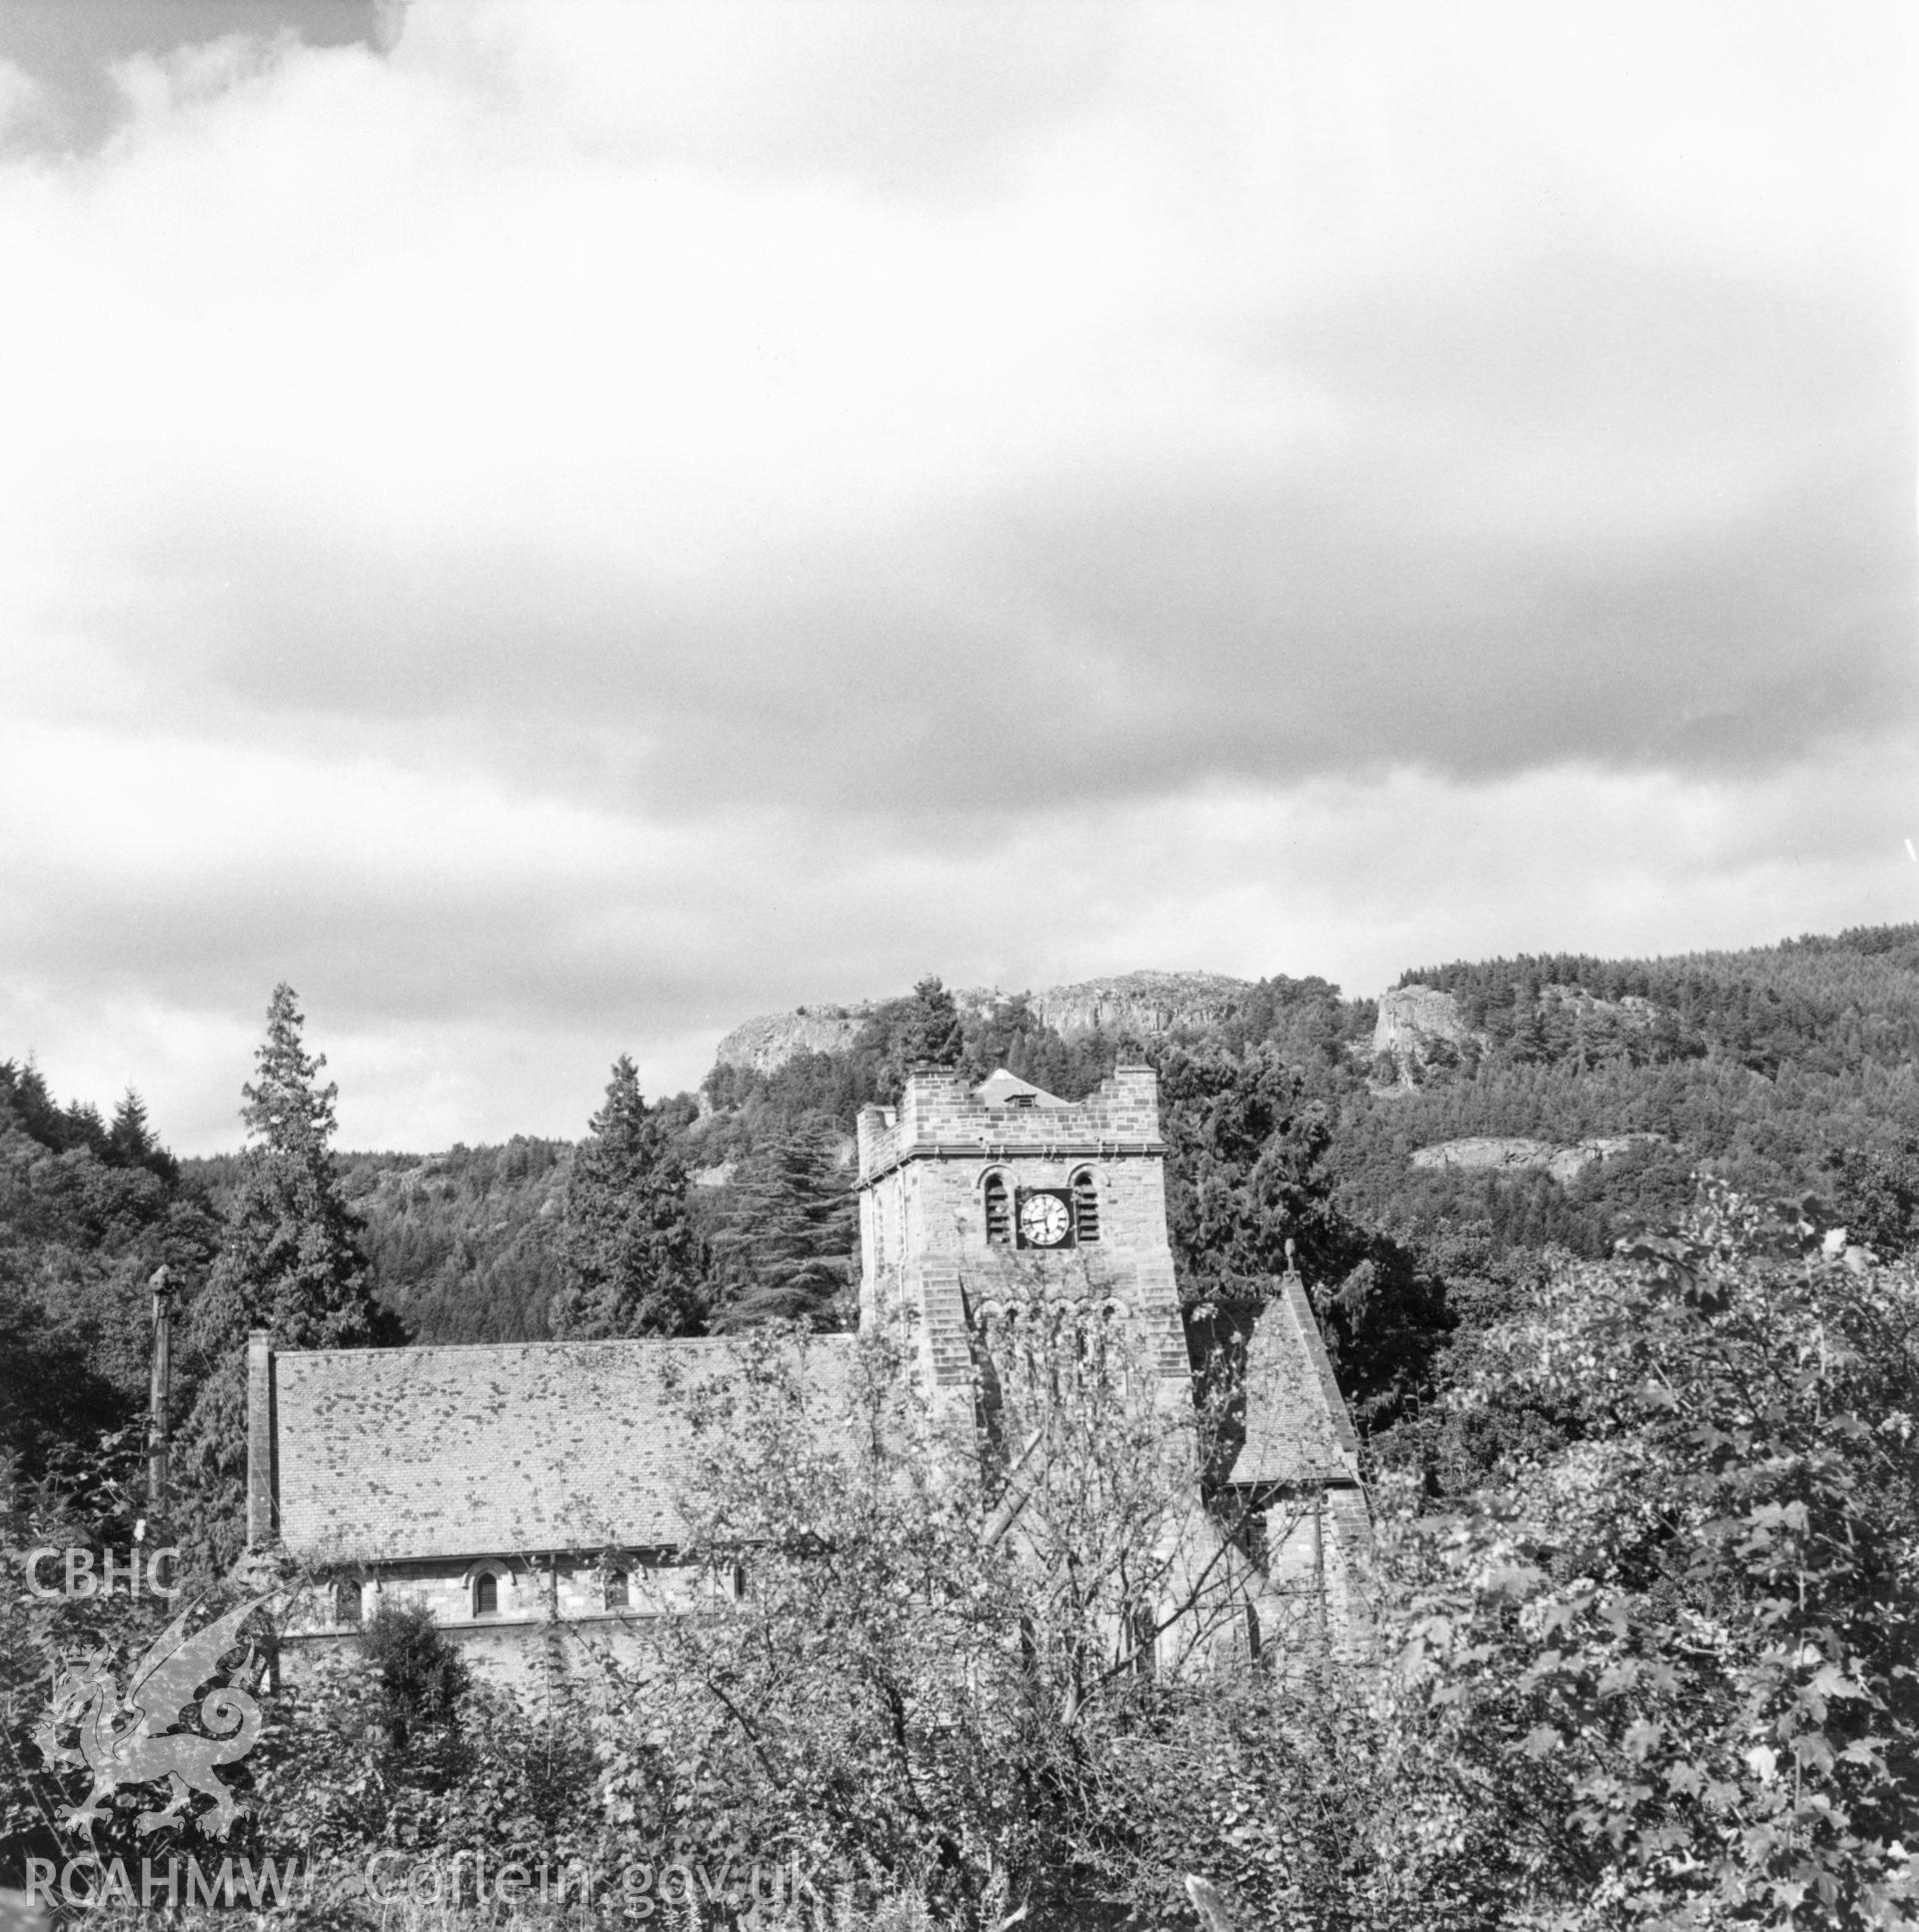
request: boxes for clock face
[1016,1191,1072,1248]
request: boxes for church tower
[855,1061,1189,1411]
[856,1058,1372,1659]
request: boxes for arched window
[604,1568,630,1610]
[334,1579,362,1626]
[473,1570,499,1617]
[1071,1169,1099,1243]
[982,1171,1010,1245]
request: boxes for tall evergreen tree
[104,1086,179,1182]
[872,972,966,1098]
[900,973,964,1066]
[103,1087,154,1165]
[206,984,381,1350]
[551,1055,704,1338]
[710,1115,856,1329]
[177,985,385,1558]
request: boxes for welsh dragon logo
[33,1589,280,1839]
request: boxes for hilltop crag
[715,971,1250,1077]
[714,1004,875,1075]
[1373,985,1475,1065]
[1031,970,1249,1038]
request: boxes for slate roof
[1224,1274,1362,1488]
[273,1334,859,1562]
[972,1067,1070,1107]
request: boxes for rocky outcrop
[1538,985,1659,1031]
[1545,1135,1665,1182]
[1373,986,1473,1063]
[1410,1133,1665,1182]
[1032,971,1249,1039]
[713,1005,874,1075]
[1375,983,1661,1071]
[714,972,1250,1077]
[1409,1135,1555,1172]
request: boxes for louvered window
[1071,1170,1099,1243]
[984,1173,1010,1245]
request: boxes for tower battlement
[856,1062,1162,1184]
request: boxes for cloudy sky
[0,1,1912,1153]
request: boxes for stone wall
[277,1555,723,1689]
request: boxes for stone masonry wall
[859,1065,1183,1396]
[276,1558,719,1689]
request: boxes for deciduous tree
[1386,1186,1919,1927]
[626,1303,1339,1927]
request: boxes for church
[251,1061,1369,1680]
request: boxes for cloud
[1,3,1905,801]
[0,1,1909,1147]
[6,709,1917,1153]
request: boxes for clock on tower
[1015,1187,1075,1249]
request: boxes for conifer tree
[551,1055,704,1338]
[710,1115,856,1329]
[177,985,385,1557]
[207,984,382,1350]
[104,1087,154,1164]
[1505,987,1549,1064]
[900,972,964,1066]
[104,1086,178,1182]
[875,972,966,1096]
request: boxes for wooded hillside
[144,922,1919,1364]
[11,921,1919,1474]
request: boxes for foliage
[1212,972,1375,1083]
[1153,1041,1354,1293]
[1152,1040,1449,1429]
[895,974,964,1073]
[1,1434,259,1885]
[176,985,388,1566]
[242,1614,605,1882]
[341,1137,572,1342]
[0,1062,222,1883]
[551,1055,705,1338]
[708,1114,857,1329]
[1331,925,1919,1272]
[359,1597,470,1755]
[0,1067,217,1486]
[210,984,385,1349]
[1822,1134,1919,1259]
[1382,1185,1919,1928]
[618,1308,1325,1929]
